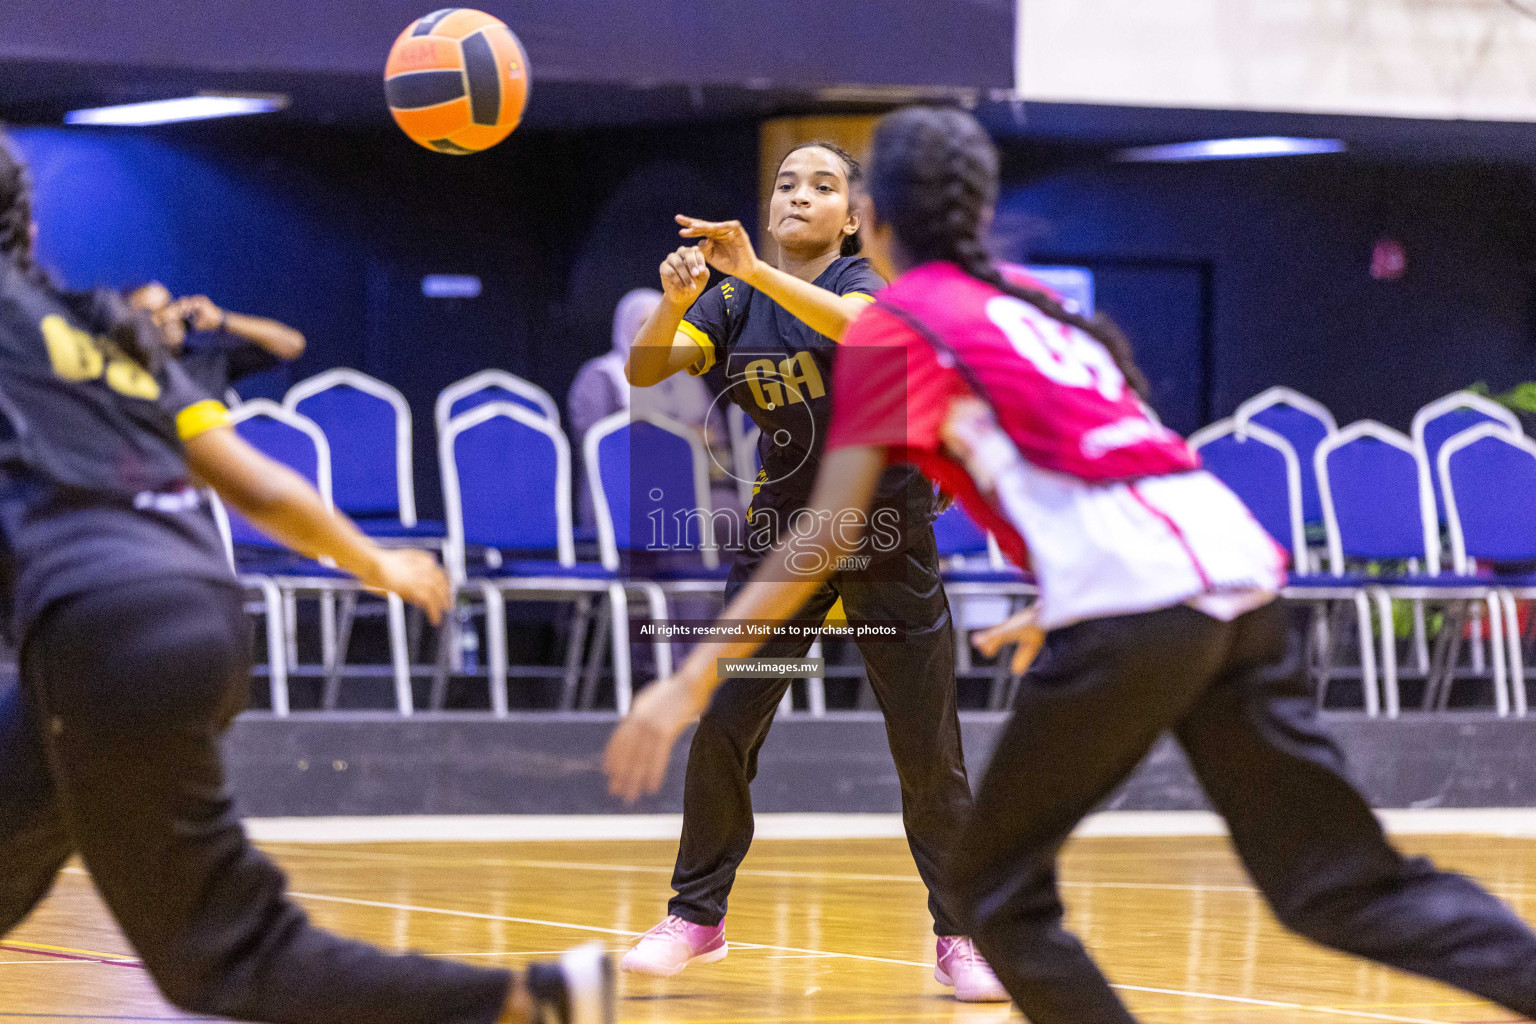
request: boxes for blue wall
[13,122,757,516]
[996,151,1536,433]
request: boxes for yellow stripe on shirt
[677,320,717,376]
[175,399,231,441]
[833,291,879,344]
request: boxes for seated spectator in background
[569,287,731,531]
[127,282,305,400]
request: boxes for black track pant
[670,528,972,935]
[955,600,1536,1022]
[0,577,511,1024]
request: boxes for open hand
[676,216,759,280]
[367,549,452,625]
[604,673,712,803]
[659,245,710,307]
[972,605,1046,675]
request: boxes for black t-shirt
[0,262,236,637]
[178,328,280,398]
[680,256,936,558]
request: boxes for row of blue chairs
[1191,387,1534,717]
[225,367,1036,716]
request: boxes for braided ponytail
[867,107,1151,402]
[0,129,166,374]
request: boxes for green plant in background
[1470,380,1536,424]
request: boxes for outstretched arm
[184,426,450,623]
[604,444,888,801]
[676,216,871,341]
[174,295,305,361]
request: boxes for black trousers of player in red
[0,577,512,1024]
[955,600,1536,1022]
[669,527,973,936]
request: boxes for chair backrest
[285,368,416,526]
[227,399,333,549]
[1189,419,1305,569]
[1411,390,1524,523]
[933,501,991,560]
[1234,386,1337,525]
[440,402,574,581]
[586,410,718,571]
[1440,423,1536,574]
[1315,420,1438,576]
[435,370,559,439]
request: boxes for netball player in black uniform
[620,142,1003,1001]
[0,136,613,1024]
[608,106,1536,1022]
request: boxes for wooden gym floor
[4,832,1533,1023]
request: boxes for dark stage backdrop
[0,0,1013,91]
[15,121,1536,519]
[13,121,758,518]
[997,151,1536,433]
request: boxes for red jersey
[828,261,1284,629]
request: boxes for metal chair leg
[479,582,509,718]
[561,597,594,710]
[255,579,289,717]
[282,589,299,671]
[1371,589,1400,719]
[1411,598,1430,675]
[1487,593,1510,718]
[633,582,674,679]
[1352,591,1379,717]
[579,611,610,710]
[320,592,337,679]
[806,638,826,717]
[1501,590,1526,717]
[324,592,359,710]
[386,593,413,716]
[607,582,633,715]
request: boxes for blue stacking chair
[1317,421,1506,717]
[1235,387,1337,527]
[1441,423,1536,715]
[435,369,560,440]
[285,368,443,542]
[586,410,725,579]
[213,399,415,714]
[1190,419,1307,571]
[441,402,669,715]
[1412,390,1524,525]
[1193,418,1377,710]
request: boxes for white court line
[245,808,1536,844]
[285,888,1462,1023]
[52,866,1465,1022]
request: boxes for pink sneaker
[620,915,727,977]
[935,936,1009,1003]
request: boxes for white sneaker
[526,943,615,1023]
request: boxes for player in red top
[606,106,1536,1021]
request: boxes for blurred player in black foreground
[608,106,1536,1022]
[0,134,613,1024]
[621,141,1003,1000]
